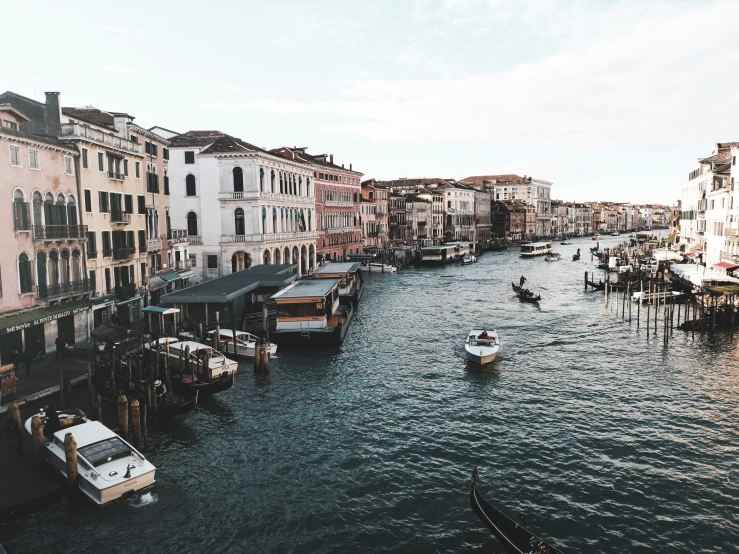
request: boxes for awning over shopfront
[671,241,686,250]
[142,306,180,315]
[149,276,167,291]
[712,262,739,272]
[177,270,198,284]
[160,272,182,283]
[116,295,142,306]
[0,299,90,336]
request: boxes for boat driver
[478,331,490,340]
[154,380,168,404]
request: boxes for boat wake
[128,492,158,508]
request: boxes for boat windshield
[79,437,132,467]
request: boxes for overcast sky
[4,0,737,204]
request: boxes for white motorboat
[464,329,500,365]
[208,329,277,358]
[545,253,562,262]
[461,254,478,265]
[560,240,572,245]
[24,408,155,505]
[358,262,397,273]
[593,233,602,241]
[611,231,620,236]
[162,341,238,379]
[631,290,685,303]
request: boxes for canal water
[1,235,737,553]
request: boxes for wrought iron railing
[33,224,87,241]
[113,247,136,261]
[110,211,131,224]
[38,278,92,300]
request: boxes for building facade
[168,131,318,279]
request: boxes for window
[151,144,158,157]
[81,148,89,169]
[184,151,195,164]
[97,152,104,172]
[186,174,196,196]
[124,194,133,214]
[89,270,96,292]
[135,161,140,179]
[84,190,92,213]
[87,232,97,258]
[163,148,169,161]
[18,253,34,294]
[29,149,40,169]
[235,208,245,235]
[123,159,129,177]
[187,212,198,236]
[164,175,170,195]
[99,191,109,213]
[9,145,21,166]
[207,255,217,269]
[137,195,146,214]
[233,167,243,192]
[145,141,151,155]
[102,231,111,257]
[2,120,17,130]
[189,254,197,267]
[13,190,30,230]
[138,230,146,253]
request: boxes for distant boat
[593,233,602,241]
[560,240,572,245]
[512,282,541,303]
[545,253,561,262]
[611,231,620,236]
[469,468,565,554]
[464,329,499,365]
[461,254,478,265]
[572,248,581,261]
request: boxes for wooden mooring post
[584,271,588,292]
[31,415,44,457]
[8,402,23,454]
[164,341,173,405]
[62,377,73,409]
[215,311,221,353]
[130,399,142,450]
[117,394,129,441]
[142,402,148,449]
[64,432,78,492]
[646,282,651,338]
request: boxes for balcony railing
[261,231,319,243]
[113,247,136,261]
[61,123,142,155]
[174,260,192,270]
[110,211,131,225]
[108,171,125,181]
[217,191,314,202]
[326,227,355,235]
[185,235,202,245]
[33,224,88,241]
[38,278,92,300]
[115,284,137,301]
[170,229,188,243]
[325,200,354,207]
[147,238,162,251]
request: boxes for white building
[566,203,592,236]
[167,131,318,280]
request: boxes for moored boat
[512,282,541,302]
[520,242,552,257]
[208,329,278,358]
[461,254,478,265]
[464,330,499,365]
[313,262,365,305]
[24,408,156,505]
[358,262,397,273]
[469,468,565,554]
[611,231,620,236]
[545,253,561,262]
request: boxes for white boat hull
[359,263,397,273]
[464,346,498,365]
[464,329,500,366]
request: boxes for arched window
[272,208,277,232]
[44,192,54,225]
[271,170,275,192]
[187,212,198,236]
[261,207,267,233]
[60,249,70,283]
[32,191,42,227]
[166,210,171,239]
[233,167,243,192]
[298,176,302,196]
[259,168,264,192]
[306,177,311,197]
[56,193,67,226]
[18,253,34,294]
[36,251,47,298]
[72,249,81,281]
[280,172,284,194]
[67,195,78,228]
[186,174,196,196]
[48,250,59,286]
[13,189,29,231]
[307,209,312,231]
[235,208,245,236]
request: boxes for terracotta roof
[270,146,363,175]
[714,162,731,173]
[168,130,226,148]
[699,151,732,164]
[200,135,269,155]
[462,174,531,186]
[61,107,117,129]
[716,142,739,150]
[375,178,454,188]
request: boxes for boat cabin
[420,244,458,265]
[445,241,475,258]
[312,262,364,306]
[270,278,354,345]
[520,242,552,257]
[167,341,236,380]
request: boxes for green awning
[142,306,180,315]
[160,272,182,282]
[0,299,90,336]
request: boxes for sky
[4,0,739,204]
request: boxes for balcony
[218,191,313,203]
[113,247,136,262]
[108,171,124,181]
[170,229,190,244]
[110,211,131,225]
[60,123,142,155]
[326,227,355,235]
[174,259,192,270]
[147,238,163,251]
[325,200,354,207]
[38,278,92,300]
[261,231,319,243]
[33,224,88,242]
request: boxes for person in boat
[43,404,60,440]
[154,380,167,404]
[477,331,490,340]
[519,275,527,287]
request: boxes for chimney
[330,154,333,165]
[350,163,352,171]
[342,163,344,168]
[44,91,62,137]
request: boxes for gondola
[171,370,235,396]
[512,282,541,303]
[93,366,199,418]
[584,277,605,290]
[469,468,565,554]
[572,249,581,261]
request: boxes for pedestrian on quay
[34,338,44,361]
[23,346,33,378]
[55,335,66,361]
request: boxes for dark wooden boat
[171,370,234,396]
[512,282,541,303]
[572,254,580,261]
[470,468,565,554]
[93,368,199,417]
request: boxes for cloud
[104,66,133,73]
[238,1,739,152]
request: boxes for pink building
[0,98,91,364]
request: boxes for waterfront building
[705,160,732,266]
[463,174,553,238]
[639,206,654,230]
[388,193,407,242]
[566,203,593,236]
[167,131,318,279]
[360,179,389,248]
[404,194,432,247]
[0,96,92,363]
[271,148,363,263]
[360,197,379,249]
[473,188,492,244]
[415,189,444,243]
[436,180,474,241]
[551,200,568,237]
